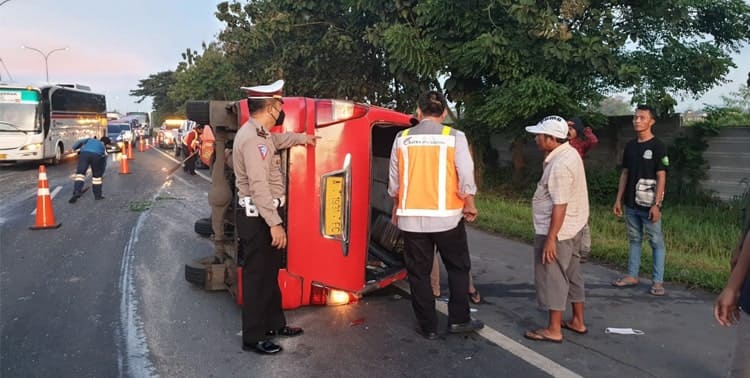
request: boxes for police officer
[69,136,111,203]
[233,80,319,355]
[183,123,204,175]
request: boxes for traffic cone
[126,141,134,160]
[138,138,145,152]
[119,153,131,174]
[30,165,61,230]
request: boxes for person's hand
[649,206,661,223]
[613,200,623,217]
[542,237,557,264]
[270,225,287,249]
[305,135,321,146]
[714,288,741,326]
[463,204,478,222]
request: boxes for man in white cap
[524,115,589,343]
[233,79,319,354]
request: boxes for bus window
[0,88,41,132]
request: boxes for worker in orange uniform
[183,123,204,175]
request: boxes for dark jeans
[184,145,197,173]
[74,151,106,197]
[238,214,286,344]
[402,221,471,333]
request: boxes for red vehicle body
[186,97,414,309]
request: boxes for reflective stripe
[396,126,462,217]
[38,172,48,180]
[37,188,50,196]
[92,177,103,184]
[74,174,86,181]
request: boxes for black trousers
[238,214,286,344]
[402,220,471,333]
[184,145,197,173]
[74,151,106,197]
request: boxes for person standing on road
[567,117,598,263]
[524,115,589,343]
[714,205,750,377]
[612,104,669,296]
[183,123,204,175]
[388,90,483,340]
[233,80,318,355]
[69,136,111,203]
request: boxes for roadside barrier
[30,165,61,230]
[119,153,131,174]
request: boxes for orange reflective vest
[395,126,464,217]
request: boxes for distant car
[157,119,184,148]
[173,120,196,157]
[106,122,133,152]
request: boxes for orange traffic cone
[119,153,131,174]
[138,138,145,152]
[30,165,61,230]
[126,141,134,160]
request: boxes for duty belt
[238,195,286,217]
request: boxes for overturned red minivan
[185,96,415,309]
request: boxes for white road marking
[30,186,62,216]
[393,281,582,378]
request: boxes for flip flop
[611,277,638,287]
[561,322,588,335]
[649,285,666,296]
[524,330,563,343]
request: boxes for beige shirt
[532,142,589,240]
[233,118,306,227]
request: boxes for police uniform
[233,80,307,352]
[70,137,108,203]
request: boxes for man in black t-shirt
[612,105,669,296]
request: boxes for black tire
[194,217,213,237]
[51,144,63,165]
[186,101,210,125]
[185,260,207,287]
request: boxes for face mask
[274,110,286,126]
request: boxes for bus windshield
[0,89,40,132]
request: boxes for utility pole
[21,46,69,83]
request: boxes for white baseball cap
[525,115,569,139]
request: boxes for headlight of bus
[20,143,42,151]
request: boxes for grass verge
[474,192,740,292]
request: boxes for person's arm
[543,204,567,264]
[271,132,307,149]
[613,169,628,217]
[387,136,401,225]
[454,132,478,222]
[649,170,666,222]
[715,232,750,326]
[581,127,598,154]
[72,139,85,151]
[732,229,750,270]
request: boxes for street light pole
[21,45,69,83]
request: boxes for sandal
[561,321,588,335]
[469,290,481,304]
[649,285,666,296]
[524,330,563,343]
[611,277,638,287]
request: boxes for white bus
[0,83,106,164]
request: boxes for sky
[0,0,748,114]
[0,0,224,113]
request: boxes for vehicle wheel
[185,260,207,287]
[194,217,213,237]
[51,144,63,165]
[186,101,210,125]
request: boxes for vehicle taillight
[309,283,358,306]
[315,100,368,127]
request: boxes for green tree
[214,0,419,110]
[130,71,179,126]
[168,42,243,106]
[361,0,750,182]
